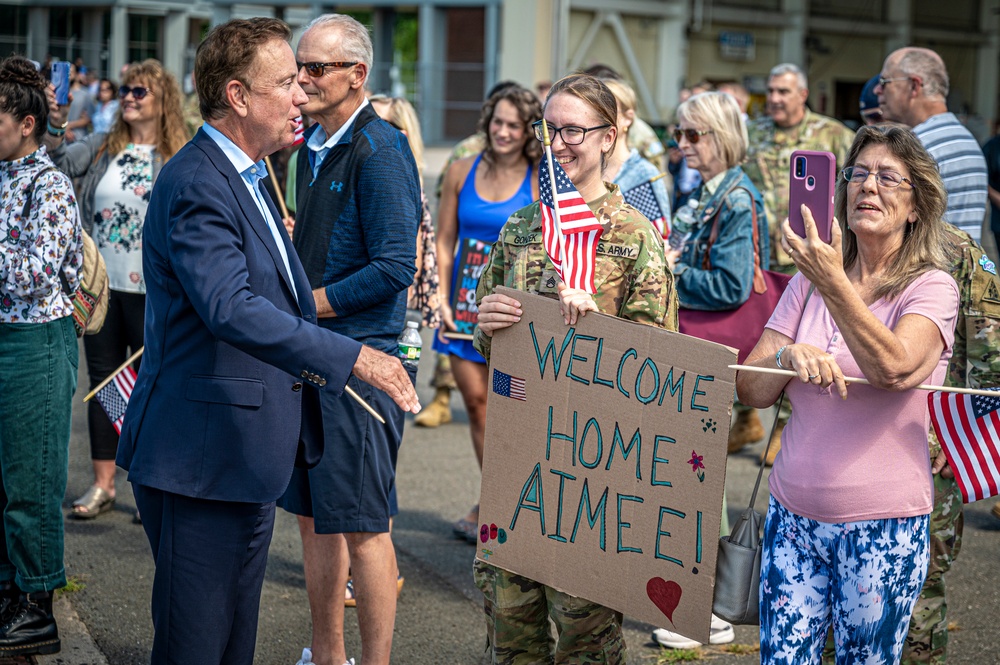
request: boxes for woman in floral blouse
[0,54,82,656]
[46,59,188,520]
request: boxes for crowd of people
[1,14,999,665]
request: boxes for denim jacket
[673,166,769,311]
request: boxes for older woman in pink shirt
[736,124,959,664]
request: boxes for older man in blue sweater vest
[278,13,421,665]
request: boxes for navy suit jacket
[117,128,363,503]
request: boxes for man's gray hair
[769,63,808,91]
[896,47,949,99]
[302,14,374,72]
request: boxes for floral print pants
[760,496,929,665]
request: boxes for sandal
[344,575,405,608]
[452,504,479,544]
[71,485,115,520]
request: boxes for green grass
[655,647,704,663]
[56,576,85,595]
[721,642,760,655]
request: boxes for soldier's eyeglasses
[296,61,358,77]
[842,166,915,189]
[532,121,611,145]
[672,128,714,144]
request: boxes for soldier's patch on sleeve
[982,278,1000,306]
[538,269,560,294]
[980,254,997,275]
[596,241,638,260]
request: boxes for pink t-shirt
[764,270,959,523]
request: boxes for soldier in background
[734,63,854,460]
[583,64,666,173]
[902,225,1000,664]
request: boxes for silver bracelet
[775,345,789,370]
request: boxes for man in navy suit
[116,17,420,665]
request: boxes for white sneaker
[652,614,735,649]
[295,648,354,665]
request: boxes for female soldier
[473,73,677,664]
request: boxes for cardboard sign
[447,238,492,339]
[476,287,737,643]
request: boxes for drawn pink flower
[134,185,147,197]
[688,450,705,472]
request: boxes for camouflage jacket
[929,224,1000,456]
[745,109,854,267]
[629,117,666,173]
[473,183,678,363]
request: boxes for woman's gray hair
[836,123,948,301]
[302,14,373,72]
[676,91,748,169]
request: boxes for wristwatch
[47,119,68,137]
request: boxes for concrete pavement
[36,331,1000,664]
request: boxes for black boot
[0,581,19,624]
[0,591,60,656]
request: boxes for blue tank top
[433,153,535,364]
[456,153,535,243]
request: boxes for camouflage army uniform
[629,117,666,174]
[744,109,854,270]
[903,225,1000,664]
[822,225,1000,664]
[428,133,487,390]
[472,183,676,665]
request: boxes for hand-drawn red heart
[646,577,682,624]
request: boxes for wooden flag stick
[649,172,667,184]
[264,155,290,220]
[730,364,1000,398]
[539,121,566,270]
[345,385,386,424]
[84,347,144,402]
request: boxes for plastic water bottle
[668,198,700,253]
[396,321,422,371]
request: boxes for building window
[128,15,162,62]
[49,9,84,62]
[0,6,27,58]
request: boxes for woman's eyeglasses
[296,61,358,78]
[531,120,611,145]
[842,166,915,189]
[119,86,151,100]
[672,128,713,144]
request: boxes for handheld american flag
[928,388,1000,503]
[292,116,305,146]
[623,178,668,239]
[94,364,138,435]
[539,160,605,294]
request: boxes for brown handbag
[677,186,791,363]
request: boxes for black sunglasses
[296,61,358,78]
[119,85,151,100]
[672,128,713,144]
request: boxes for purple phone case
[51,62,70,106]
[788,150,836,243]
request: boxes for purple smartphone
[788,150,836,243]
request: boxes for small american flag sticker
[493,369,526,401]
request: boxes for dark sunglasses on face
[296,61,358,77]
[672,128,713,144]
[119,85,151,100]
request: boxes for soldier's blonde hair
[676,91,747,169]
[836,123,948,301]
